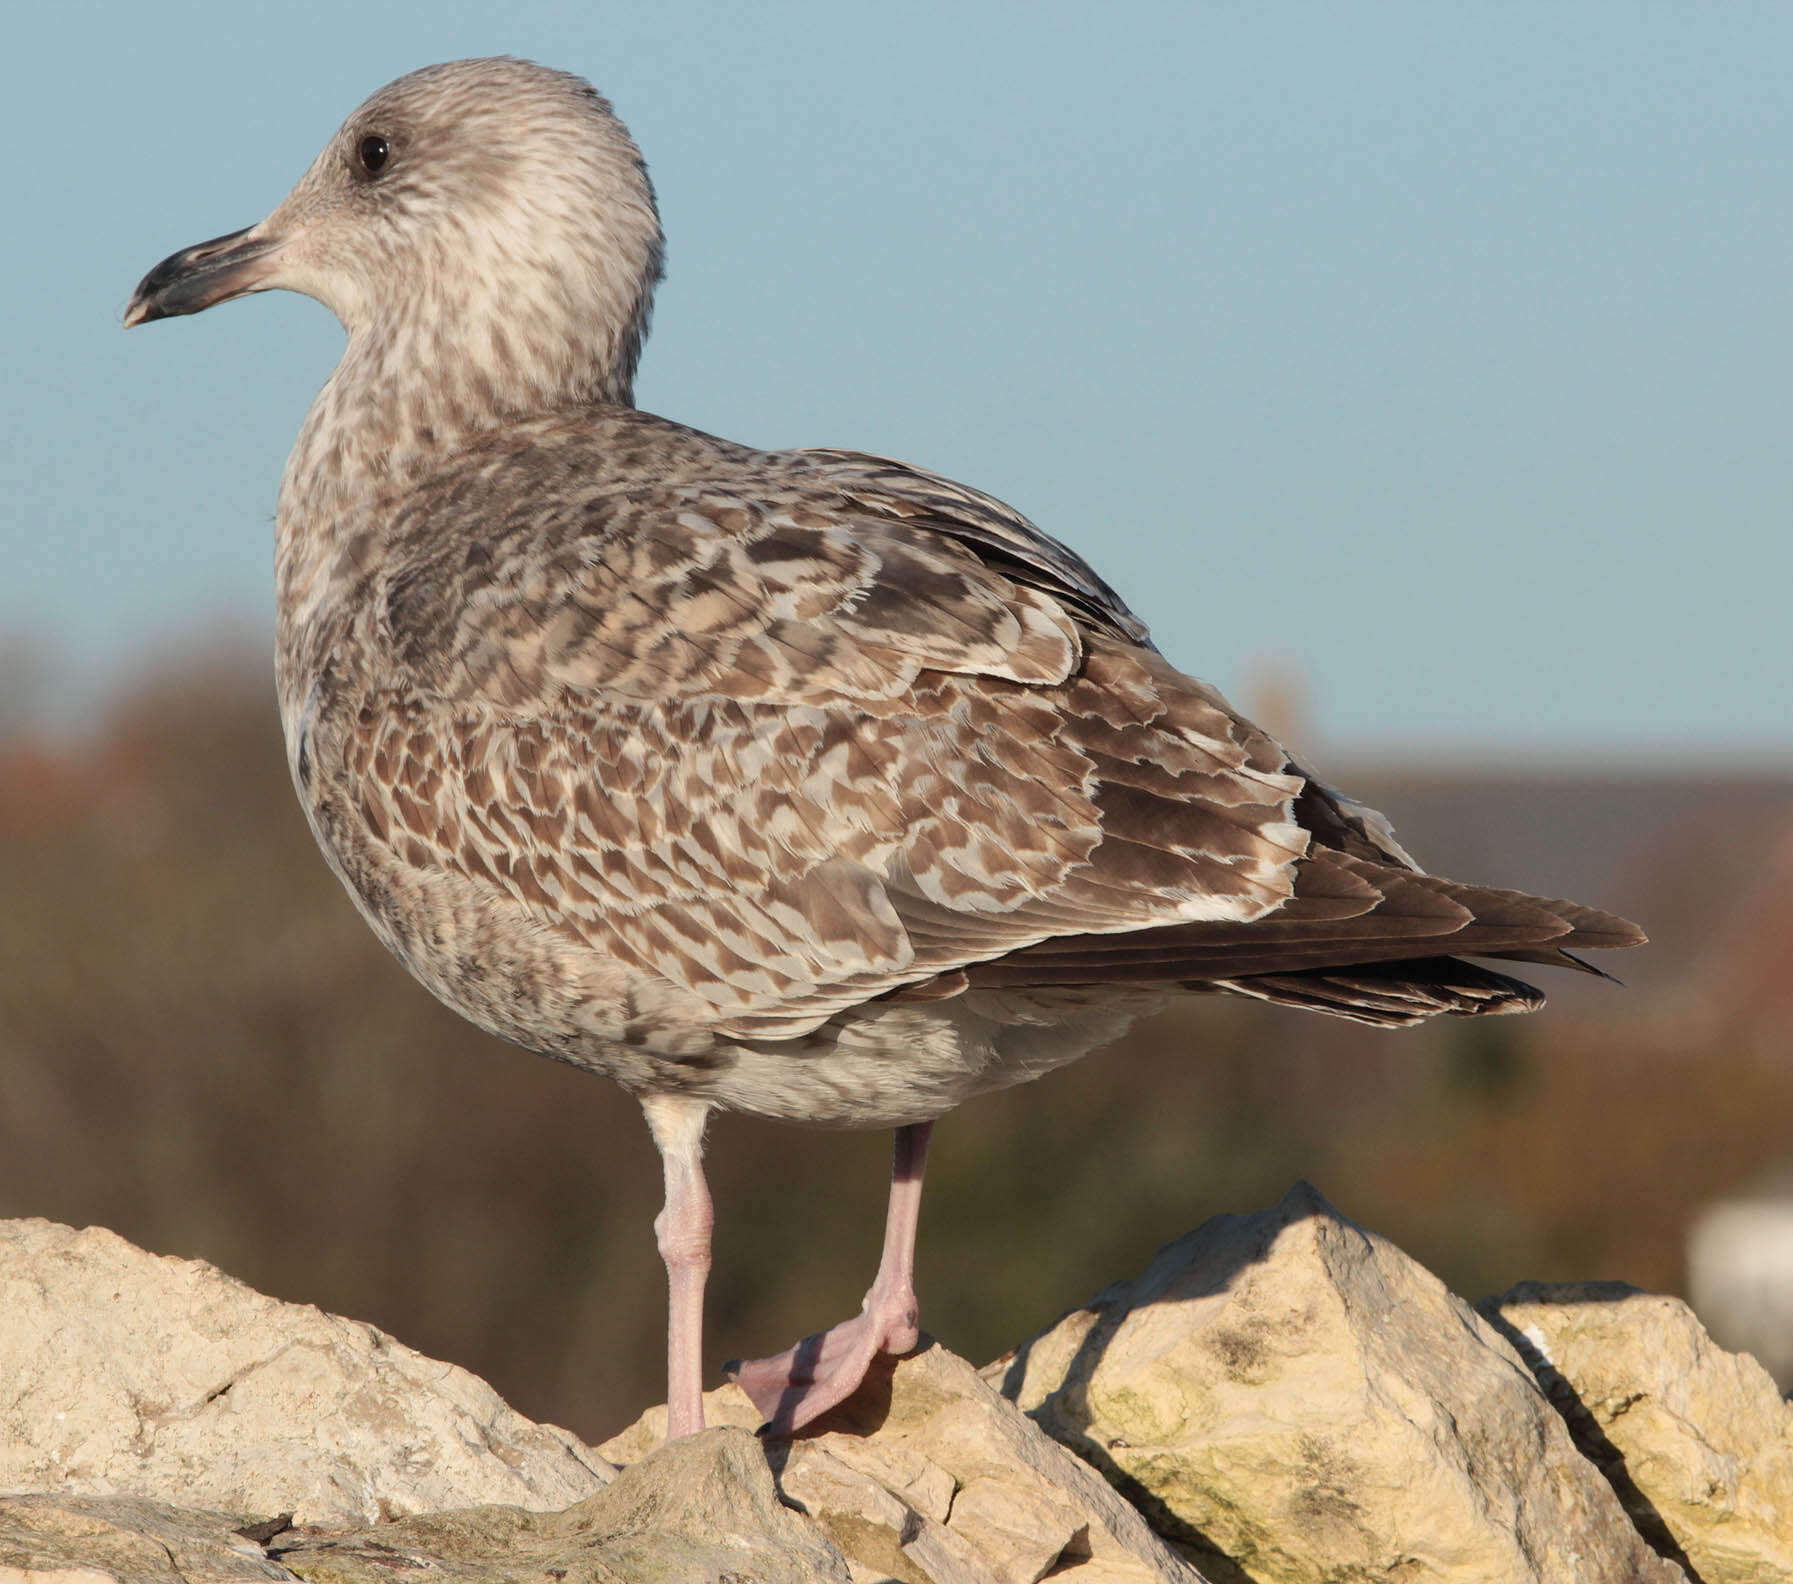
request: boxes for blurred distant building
[1677,826,1793,1391]
[1688,1191,1793,1391]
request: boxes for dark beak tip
[124,225,274,329]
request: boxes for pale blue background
[4,1,1790,760]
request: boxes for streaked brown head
[125,57,665,409]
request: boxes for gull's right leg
[728,1121,934,1436]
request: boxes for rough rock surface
[1,1432,850,1584]
[0,1494,300,1584]
[601,1344,1204,1583]
[12,1198,1782,1584]
[0,1219,610,1525]
[1486,1280,1793,1584]
[989,1182,1684,1584]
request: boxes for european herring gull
[124,57,1645,1440]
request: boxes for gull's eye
[357,135,391,177]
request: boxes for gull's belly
[715,990,1154,1128]
[287,691,1150,1125]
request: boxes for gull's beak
[123,225,284,327]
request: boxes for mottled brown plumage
[125,57,1644,1440]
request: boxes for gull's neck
[280,312,634,512]
[273,306,635,654]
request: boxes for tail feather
[1212,958,1547,1027]
[964,850,1644,1020]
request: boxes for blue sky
[3,2,1789,761]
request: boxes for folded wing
[348,413,1641,1045]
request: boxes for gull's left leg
[729,1121,934,1436]
[641,1093,715,1441]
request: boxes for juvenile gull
[125,58,1645,1440]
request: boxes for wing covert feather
[335,409,1636,1047]
[347,418,1304,1036]
[346,627,1310,1040]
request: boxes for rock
[1485,1280,1793,1584]
[1,1431,851,1584]
[0,1494,300,1584]
[601,1346,1205,1583]
[775,1447,1003,1584]
[988,1182,1683,1584]
[20,1195,1787,1583]
[0,1219,610,1526]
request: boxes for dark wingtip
[1564,948,1627,986]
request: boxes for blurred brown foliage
[2,649,1790,1443]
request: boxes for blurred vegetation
[2,649,1789,1442]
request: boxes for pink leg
[641,1094,715,1442]
[729,1121,934,1437]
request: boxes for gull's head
[125,58,665,407]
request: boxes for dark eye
[357,135,391,176]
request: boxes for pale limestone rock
[601,1345,1204,1583]
[0,1219,610,1526]
[1486,1280,1793,1584]
[24,1198,1785,1582]
[775,1448,1000,1584]
[945,1478,1081,1582]
[989,1182,1683,1584]
[1,1432,850,1584]
[548,1427,852,1583]
[0,1494,300,1584]
[597,1380,764,1460]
